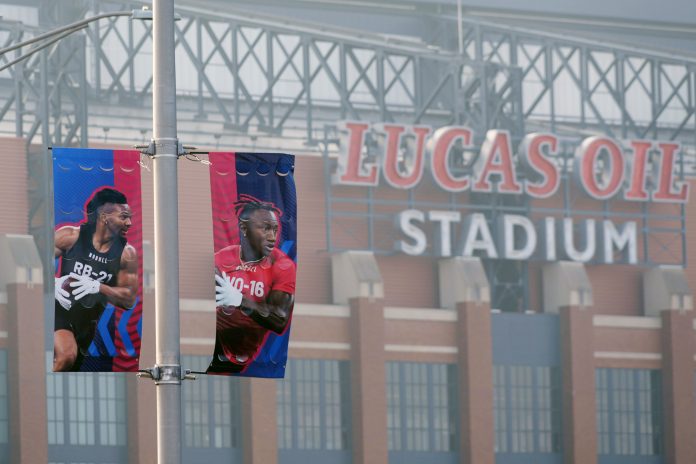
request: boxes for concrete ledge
[290,341,351,351]
[0,234,43,286]
[331,251,383,304]
[384,306,457,321]
[385,344,458,354]
[543,261,592,313]
[438,257,490,309]
[180,299,216,312]
[593,315,661,329]
[293,304,350,318]
[594,351,662,360]
[180,300,351,318]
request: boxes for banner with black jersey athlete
[53,148,144,372]
[207,152,297,378]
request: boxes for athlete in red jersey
[210,195,296,374]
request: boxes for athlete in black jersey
[53,188,138,372]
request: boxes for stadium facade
[0,1,695,463]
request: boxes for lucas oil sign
[329,121,690,264]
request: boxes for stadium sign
[394,211,637,264]
[333,122,689,202]
[331,121,690,263]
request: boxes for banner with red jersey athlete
[207,152,297,378]
[52,148,144,372]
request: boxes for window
[181,355,241,450]
[46,353,127,463]
[386,362,457,453]
[596,368,663,457]
[46,372,126,445]
[277,359,351,451]
[494,365,561,455]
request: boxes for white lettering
[499,214,537,260]
[562,218,596,262]
[602,221,637,264]
[395,209,427,255]
[88,252,108,264]
[460,213,498,258]
[544,217,557,261]
[390,209,640,265]
[428,210,461,257]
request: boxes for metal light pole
[457,0,464,54]
[152,0,182,463]
[0,5,184,461]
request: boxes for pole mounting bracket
[137,364,197,384]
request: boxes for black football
[63,276,99,308]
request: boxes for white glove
[55,274,72,310]
[215,271,243,307]
[69,272,101,301]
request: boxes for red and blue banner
[208,152,297,378]
[52,148,144,372]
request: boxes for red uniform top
[214,244,296,367]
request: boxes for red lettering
[623,140,651,201]
[428,126,472,192]
[472,130,522,193]
[519,133,560,199]
[331,121,689,205]
[653,142,689,203]
[575,136,624,199]
[379,124,430,189]
[334,121,379,186]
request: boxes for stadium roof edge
[169,2,696,65]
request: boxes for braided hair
[234,194,281,223]
[86,188,128,227]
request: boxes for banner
[208,152,297,377]
[52,148,144,372]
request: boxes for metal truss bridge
[0,1,694,152]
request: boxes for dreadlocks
[234,194,282,223]
[86,188,128,226]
